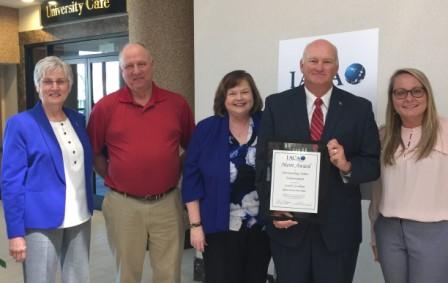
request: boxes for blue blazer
[182,113,262,234]
[256,85,380,252]
[1,103,93,238]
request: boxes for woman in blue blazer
[2,56,93,283]
[182,70,270,283]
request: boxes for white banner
[278,28,379,113]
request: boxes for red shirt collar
[118,82,166,109]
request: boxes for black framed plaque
[266,140,330,223]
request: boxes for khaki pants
[102,189,184,283]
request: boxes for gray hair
[33,56,73,89]
[118,42,151,68]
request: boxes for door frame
[65,56,124,209]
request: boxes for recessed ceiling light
[21,0,35,3]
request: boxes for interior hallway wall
[0,6,19,64]
[194,0,448,123]
[0,65,18,136]
[127,0,195,109]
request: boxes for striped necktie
[310,98,324,141]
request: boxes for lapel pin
[338,101,343,106]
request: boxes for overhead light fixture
[21,0,35,3]
[48,1,58,5]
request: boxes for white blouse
[50,119,90,228]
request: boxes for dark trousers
[203,225,271,283]
[270,225,359,283]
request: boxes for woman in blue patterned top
[182,70,271,283]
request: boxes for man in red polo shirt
[87,43,195,283]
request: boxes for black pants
[270,225,359,283]
[203,225,271,283]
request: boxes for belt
[110,187,176,201]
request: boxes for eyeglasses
[41,79,68,87]
[392,87,426,100]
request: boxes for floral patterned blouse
[229,118,261,231]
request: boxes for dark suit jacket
[1,103,93,238]
[256,85,380,252]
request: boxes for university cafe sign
[41,0,127,26]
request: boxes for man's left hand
[327,139,352,174]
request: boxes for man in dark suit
[256,39,380,283]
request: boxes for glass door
[64,58,88,115]
[65,56,124,209]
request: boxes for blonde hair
[382,68,439,165]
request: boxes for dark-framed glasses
[392,87,426,100]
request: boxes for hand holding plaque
[266,141,329,222]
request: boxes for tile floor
[0,203,197,283]
[0,200,384,282]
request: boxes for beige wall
[0,6,19,141]
[194,0,448,124]
[0,6,19,64]
[0,65,18,136]
[127,0,194,109]
[18,5,41,32]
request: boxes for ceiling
[0,0,42,9]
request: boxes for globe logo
[344,63,366,85]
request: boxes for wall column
[127,0,194,109]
